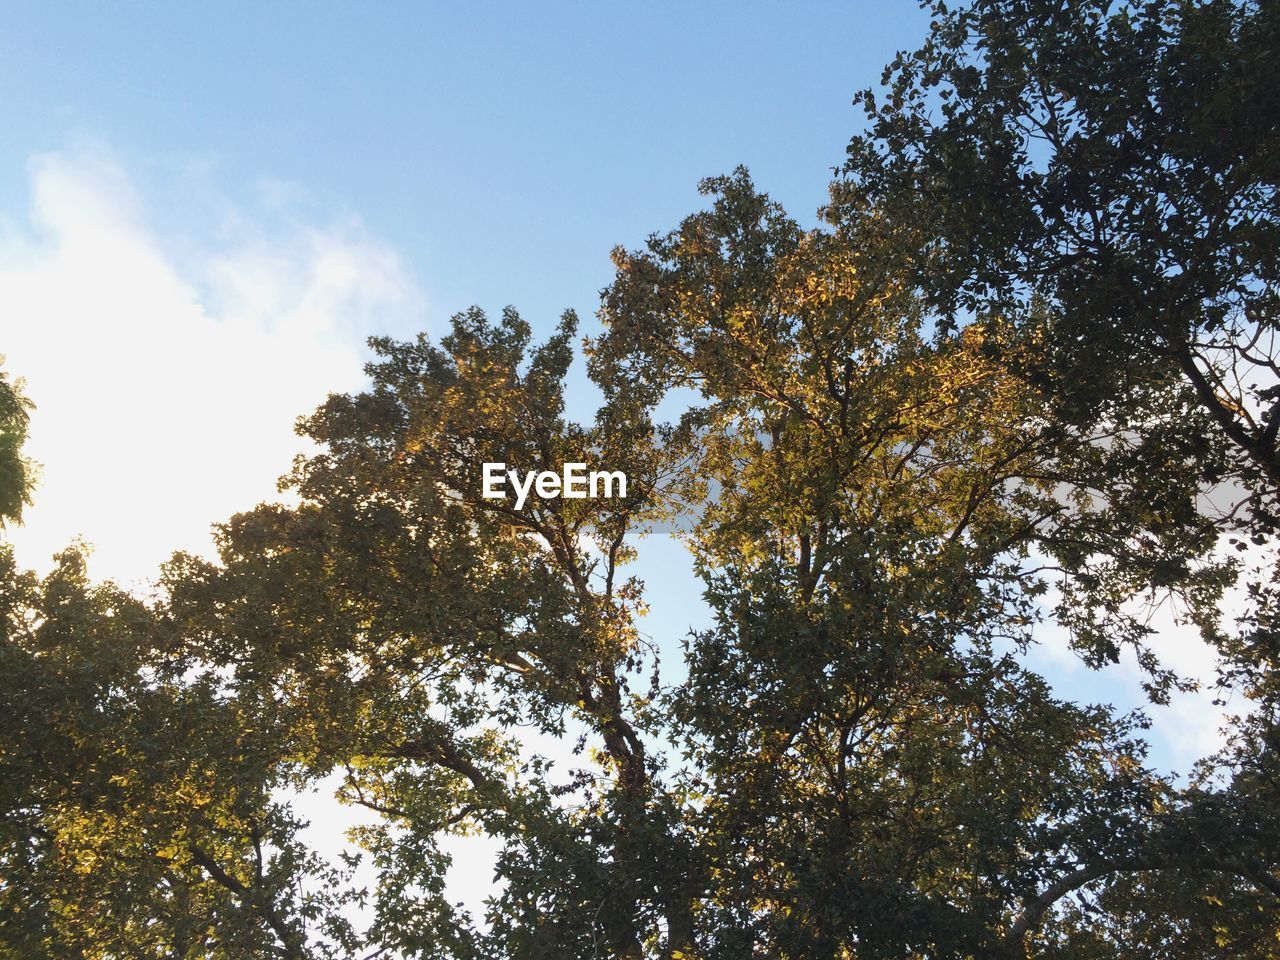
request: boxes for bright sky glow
[1,144,414,586]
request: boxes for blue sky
[1,1,931,334]
[0,5,1232,902]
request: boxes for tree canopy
[3,2,1278,957]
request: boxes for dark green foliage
[0,364,33,526]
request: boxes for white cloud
[0,144,424,588]
[1022,562,1255,777]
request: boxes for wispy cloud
[0,143,425,587]
[1024,569,1251,777]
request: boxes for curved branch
[188,843,305,959]
[1002,856,1280,955]
[1172,344,1280,486]
[1004,863,1108,949]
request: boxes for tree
[836,0,1280,778]
[0,363,34,526]
[594,169,1278,958]
[7,168,1278,956]
[157,309,699,959]
[0,373,357,958]
[0,543,362,959]
[5,3,1279,949]
[842,0,1279,493]
[835,0,1280,951]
